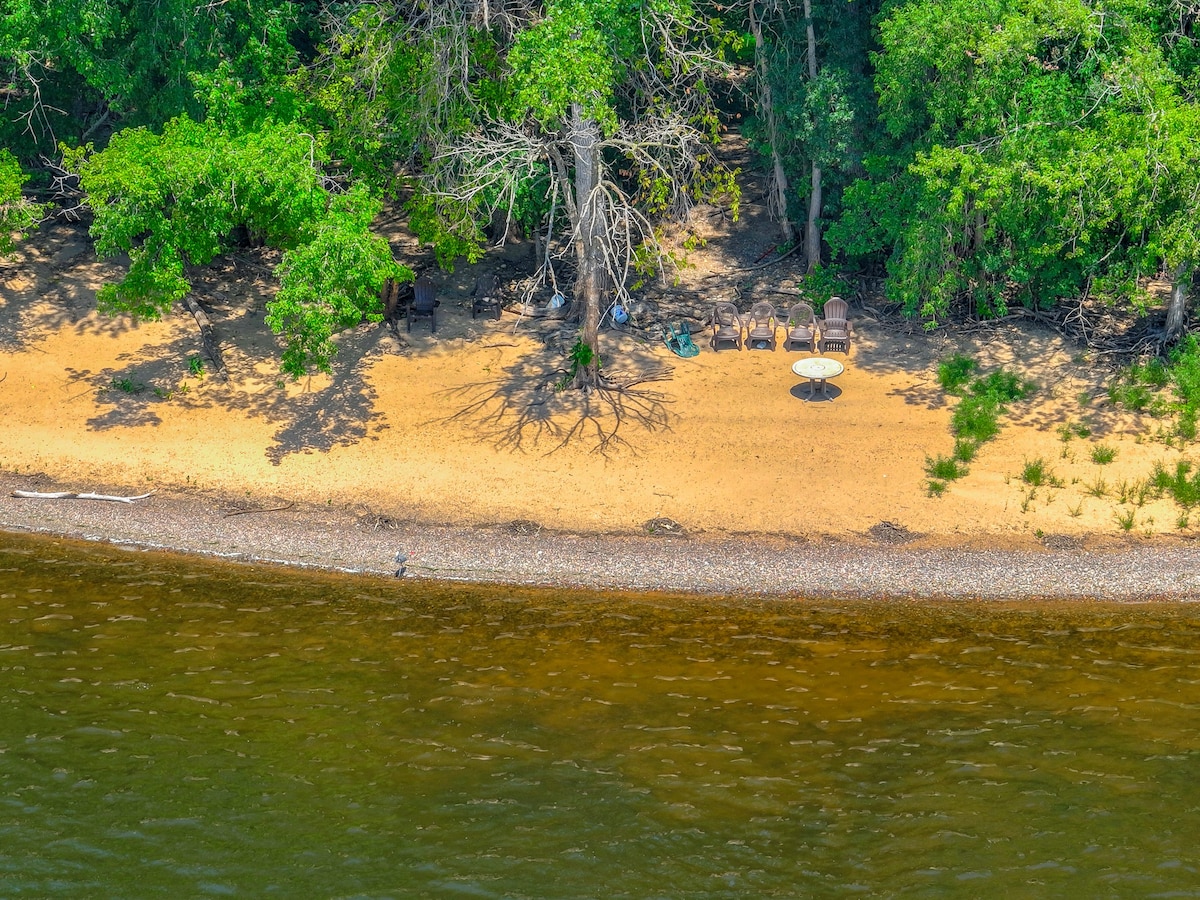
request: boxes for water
[1,531,1198,898]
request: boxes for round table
[792,357,845,401]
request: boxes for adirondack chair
[818,296,853,354]
[782,301,817,353]
[408,276,439,332]
[472,274,502,319]
[744,301,780,351]
[710,302,743,351]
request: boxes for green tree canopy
[68,116,408,376]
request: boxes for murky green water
[1,531,1199,897]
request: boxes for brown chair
[408,276,438,332]
[744,301,780,351]
[818,296,852,354]
[710,302,743,351]
[472,274,502,320]
[782,301,817,353]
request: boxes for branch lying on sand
[11,490,156,503]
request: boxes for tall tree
[404,0,737,391]
[748,0,795,244]
[829,0,1200,338]
[0,0,302,155]
[67,117,408,376]
[744,0,876,270]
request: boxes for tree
[406,0,737,391]
[743,0,877,270]
[748,0,795,244]
[0,0,302,154]
[67,117,408,376]
[828,0,1200,338]
[0,149,45,256]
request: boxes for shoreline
[3,474,1199,601]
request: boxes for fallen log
[182,294,229,381]
[11,490,155,503]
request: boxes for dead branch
[222,501,296,518]
[12,490,155,503]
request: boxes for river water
[1,531,1198,897]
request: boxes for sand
[2,216,1199,600]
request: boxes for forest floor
[2,150,1199,596]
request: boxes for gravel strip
[2,476,1199,600]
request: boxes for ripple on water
[0,533,1199,896]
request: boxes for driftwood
[182,294,229,380]
[11,490,155,503]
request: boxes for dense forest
[4,0,1200,382]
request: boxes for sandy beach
[3,215,1200,599]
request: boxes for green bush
[926,454,966,481]
[1152,460,1200,508]
[952,394,1001,445]
[972,370,1034,404]
[937,354,977,394]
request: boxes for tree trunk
[1166,260,1192,342]
[802,0,822,273]
[569,103,606,390]
[750,1,795,245]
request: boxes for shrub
[937,354,977,394]
[1152,460,1200,508]
[926,455,966,481]
[952,394,1001,445]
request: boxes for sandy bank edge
[2,474,1199,601]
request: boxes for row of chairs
[711,298,852,354]
[381,275,504,334]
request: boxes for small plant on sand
[927,479,947,497]
[1085,476,1108,498]
[1152,460,1200,508]
[1115,478,1132,504]
[1178,512,1190,530]
[927,357,1036,496]
[953,439,977,463]
[109,375,144,394]
[187,356,205,378]
[555,339,600,392]
[1091,444,1117,465]
[1068,500,1083,518]
[937,354,977,394]
[1021,458,1061,488]
[926,454,966,482]
[1132,477,1154,507]
[1115,508,1137,532]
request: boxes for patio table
[792,357,845,401]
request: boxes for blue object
[612,304,629,325]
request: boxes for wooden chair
[471,274,502,320]
[782,301,817,352]
[408,276,439,333]
[710,302,743,351]
[744,301,780,351]
[818,296,852,354]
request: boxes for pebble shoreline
[2,476,1199,600]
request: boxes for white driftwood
[11,490,155,504]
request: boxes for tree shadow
[433,333,675,456]
[0,219,142,349]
